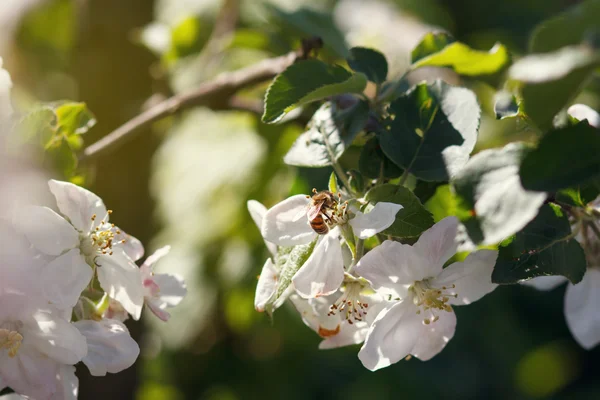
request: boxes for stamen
[327,283,369,324]
[410,280,457,325]
[0,328,23,358]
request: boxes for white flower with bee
[260,189,402,298]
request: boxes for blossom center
[327,282,368,325]
[0,323,23,358]
[81,211,126,258]
[410,280,457,325]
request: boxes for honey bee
[307,189,339,234]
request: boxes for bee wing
[307,202,324,221]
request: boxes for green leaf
[519,121,600,192]
[411,32,456,64]
[47,138,77,176]
[494,92,519,120]
[347,47,388,84]
[379,80,480,181]
[452,142,547,246]
[262,60,367,123]
[267,240,317,312]
[283,100,369,167]
[55,102,97,136]
[328,172,339,194]
[267,5,349,59]
[413,180,444,205]
[412,41,510,77]
[425,184,458,223]
[13,107,56,145]
[493,204,586,284]
[529,0,600,53]
[364,183,434,238]
[358,137,403,179]
[509,45,600,131]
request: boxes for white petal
[74,319,140,376]
[522,275,568,291]
[358,300,457,371]
[350,202,403,239]
[14,206,78,256]
[140,245,170,271]
[42,249,93,310]
[96,251,144,320]
[255,258,277,312]
[358,301,420,371]
[0,353,58,400]
[247,200,267,230]
[25,311,88,364]
[355,240,427,298]
[248,200,278,256]
[410,308,457,361]
[56,365,79,400]
[261,194,315,246]
[152,273,187,307]
[433,249,498,306]
[564,269,600,349]
[292,235,344,298]
[48,180,108,232]
[568,104,600,128]
[113,227,144,262]
[413,216,459,274]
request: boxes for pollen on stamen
[91,214,97,221]
[108,210,113,214]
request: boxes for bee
[307,189,339,234]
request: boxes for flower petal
[355,240,427,298]
[140,245,171,275]
[410,309,457,361]
[413,216,459,275]
[350,202,403,239]
[113,227,144,262]
[152,273,187,307]
[255,258,277,312]
[56,365,79,400]
[358,301,420,371]
[261,194,315,246]
[42,249,93,310]
[293,234,344,298]
[13,206,78,256]
[522,275,568,291]
[432,249,498,306]
[96,251,144,320]
[48,180,108,232]
[564,269,600,350]
[248,200,277,256]
[25,311,88,365]
[74,319,140,376]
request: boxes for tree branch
[81,51,297,161]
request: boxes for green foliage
[364,183,434,238]
[267,5,350,59]
[452,143,547,245]
[493,204,587,284]
[15,101,95,176]
[520,122,600,192]
[411,32,455,64]
[262,60,367,123]
[411,40,511,79]
[359,137,403,179]
[379,80,480,181]
[265,240,317,314]
[529,0,600,53]
[347,47,388,84]
[509,45,600,130]
[283,100,369,167]
[164,16,212,63]
[424,184,457,222]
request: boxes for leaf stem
[346,238,364,274]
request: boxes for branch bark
[81,51,297,161]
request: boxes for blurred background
[1,0,599,399]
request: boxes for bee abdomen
[310,215,329,234]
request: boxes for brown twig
[81,51,298,161]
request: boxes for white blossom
[355,217,498,370]
[13,180,145,319]
[261,193,402,298]
[140,246,187,321]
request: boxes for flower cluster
[0,180,187,399]
[249,189,499,370]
